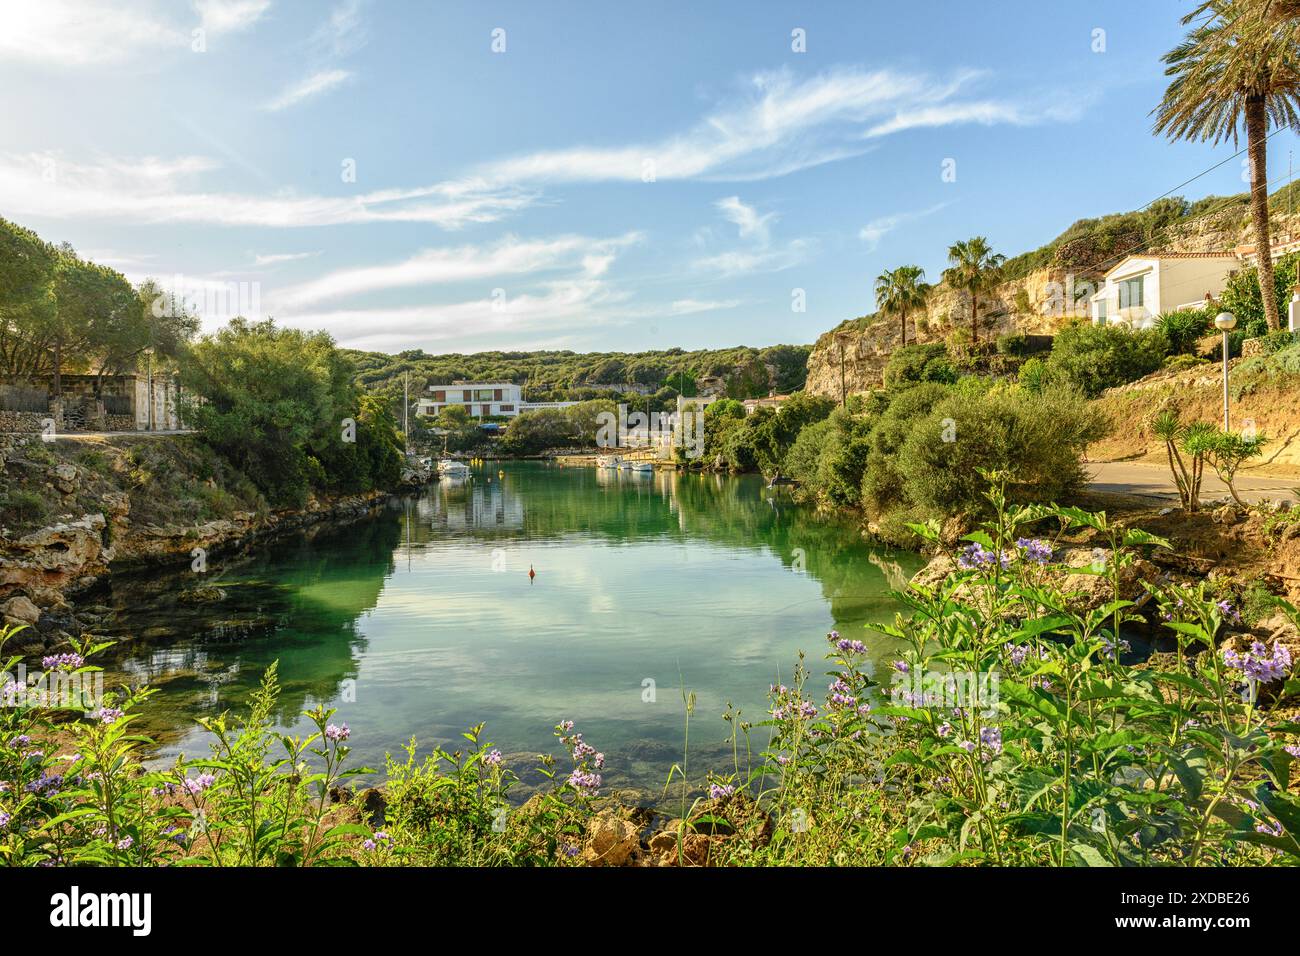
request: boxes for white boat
[438,459,471,478]
[596,455,622,469]
[626,461,654,474]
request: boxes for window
[1095,297,1108,323]
[474,388,495,401]
[1118,276,1144,310]
[500,404,515,412]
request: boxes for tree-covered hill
[345,343,811,403]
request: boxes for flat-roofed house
[1089,252,1241,328]
[415,381,578,419]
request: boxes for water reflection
[99,462,923,797]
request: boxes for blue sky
[3,0,1298,354]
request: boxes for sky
[4,0,1300,355]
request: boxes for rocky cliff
[804,205,1300,400]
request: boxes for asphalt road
[1086,460,1298,504]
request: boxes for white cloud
[252,250,320,266]
[0,153,535,228]
[858,202,951,251]
[667,298,743,315]
[0,0,270,68]
[264,68,353,111]
[715,196,775,246]
[280,279,633,351]
[273,233,642,308]
[479,65,1070,186]
[693,240,813,278]
[195,0,270,35]
[0,0,186,67]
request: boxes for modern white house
[1089,253,1241,328]
[415,381,579,419]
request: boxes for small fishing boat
[626,461,654,474]
[596,455,622,469]
[438,459,471,479]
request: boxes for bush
[882,343,958,390]
[1045,321,1167,397]
[1154,309,1210,355]
[890,384,1106,518]
[994,332,1029,356]
[499,409,575,455]
[785,407,874,507]
[0,489,49,527]
[861,383,953,512]
[1162,353,1210,374]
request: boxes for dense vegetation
[0,217,197,390]
[348,344,811,407]
[179,320,404,506]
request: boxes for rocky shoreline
[0,485,396,656]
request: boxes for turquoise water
[99,462,923,800]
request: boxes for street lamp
[1214,311,1237,430]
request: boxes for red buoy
[528,565,536,582]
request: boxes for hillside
[804,187,1300,399]
[347,344,811,403]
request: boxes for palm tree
[874,265,929,347]
[1153,0,1300,331]
[942,238,1005,345]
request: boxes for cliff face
[805,266,1074,398]
[804,206,1300,400]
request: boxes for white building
[415,381,578,419]
[1089,253,1241,328]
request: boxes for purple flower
[94,707,124,724]
[41,653,84,672]
[1015,538,1054,565]
[559,720,575,733]
[1285,744,1300,758]
[709,783,735,800]
[115,836,133,851]
[1255,819,1283,837]
[567,768,602,796]
[892,660,910,674]
[324,723,350,742]
[0,811,10,829]
[1223,641,1292,683]
[979,727,1003,755]
[181,772,215,794]
[957,543,998,570]
[1216,600,1242,624]
[483,749,502,767]
[835,637,867,655]
[1100,635,1131,661]
[937,721,953,738]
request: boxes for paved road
[1086,460,1297,504]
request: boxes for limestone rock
[581,810,641,866]
[1,595,41,624]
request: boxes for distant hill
[346,343,812,404]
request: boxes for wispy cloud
[858,201,951,251]
[263,68,353,111]
[273,233,641,308]
[714,196,776,246]
[253,250,320,266]
[667,298,743,315]
[0,0,270,68]
[479,66,1072,186]
[195,0,271,35]
[0,0,185,67]
[693,241,813,278]
[0,153,534,228]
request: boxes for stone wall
[0,410,46,433]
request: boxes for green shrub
[882,343,958,389]
[891,383,1106,517]
[1045,321,1167,397]
[1162,353,1210,373]
[994,332,1028,356]
[1155,308,1210,355]
[0,489,49,527]
[861,382,953,512]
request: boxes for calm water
[96,462,923,800]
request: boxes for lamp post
[1214,311,1237,431]
[143,347,155,432]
